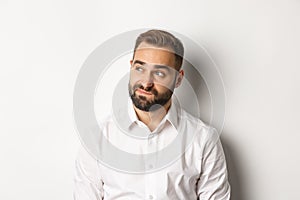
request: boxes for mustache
[132,83,158,96]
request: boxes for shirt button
[148,134,154,139]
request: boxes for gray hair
[133,29,184,70]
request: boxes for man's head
[128,29,184,112]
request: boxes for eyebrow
[132,60,171,71]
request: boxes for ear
[175,70,184,88]
[130,60,134,69]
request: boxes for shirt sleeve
[73,145,104,200]
[196,127,231,200]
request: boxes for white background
[1,0,299,199]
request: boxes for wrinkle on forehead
[134,42,176,69]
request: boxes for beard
[128,82,174,112]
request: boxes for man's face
[129,42,183,112]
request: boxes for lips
[136,89,153,95]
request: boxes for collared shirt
[74,99,231,200]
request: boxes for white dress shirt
[74,99,231,200]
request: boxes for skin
[129,42,184,131]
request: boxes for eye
[154,71,165,77]
[135,66,144,72]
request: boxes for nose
[141,73,154,89]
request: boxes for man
[74,29,231,199]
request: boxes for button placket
[144,168,156,200]
[145,173,156,200]
[144,133,158,200]
[146,133,157,169]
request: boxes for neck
[133,100,171,132]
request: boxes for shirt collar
[127,97,180,130]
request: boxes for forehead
[133,42,176,69]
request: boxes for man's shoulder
[179,108,211,130]
[179,108,220,143]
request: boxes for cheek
[129,73,138,86]
[155,78,176,90]
[129,71,143,84]
[154,84,171,94]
